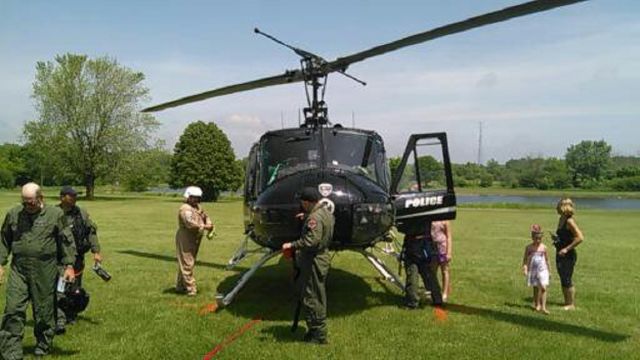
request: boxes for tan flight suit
[175,203,212,295]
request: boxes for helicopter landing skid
[217,248,281,307]
[357,249,405,293]
[226,235,267,270]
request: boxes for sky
[1,0,639,163]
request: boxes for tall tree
[25,53,158,198]
[0,144,27,188]
[170,121,242,201]
[417,155,445,188]
[565,140,612,187]
[116,145,172,192]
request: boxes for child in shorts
[522,224,550,314]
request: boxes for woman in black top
[554,198,584,310]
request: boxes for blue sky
[1,0,639,163]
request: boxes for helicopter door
[390,132,456,235]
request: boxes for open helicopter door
[391,132,456,235]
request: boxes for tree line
[389,140,640,191]
[0,53,242,200]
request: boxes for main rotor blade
[142,70,304,112]
[327,0,587,72]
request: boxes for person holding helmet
[0,182,76,358]
[175,186,213,296]
[54,186,102,334]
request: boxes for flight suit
[175,203,212,295]
[291,202,334,342]
[403,233,443,308]
[0,205,76,359]
[56,205,100,326]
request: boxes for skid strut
[358,249,405,292]
[217,249,280,307]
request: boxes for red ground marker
[199,303,219,315]
[202,316,263,359]
[434,306,448,322]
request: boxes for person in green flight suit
[0,182,76,359]
[282,187,335,345]
[55,186,102,334]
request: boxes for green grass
[0,189,638,359]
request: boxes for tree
[544,158,572,189]
[0,143,27,188]
[388,156,402,184]
[25,53,158,198]
[21,122,70,186]
[170,121,242,201]
[417,155,445,188]
[565,140,612,187]
[118,146,172,192]
[485,159,504,179]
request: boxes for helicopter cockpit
[259,127,389,191]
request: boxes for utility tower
[477,121,483,165]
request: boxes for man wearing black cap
[55,186,102,333]
[282,187,334,344]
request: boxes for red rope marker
[199,303,219,315]
[202,254,297,358]
[202,316,263,359]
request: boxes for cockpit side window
[245,144,259,199]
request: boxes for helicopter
[143,0,587,306]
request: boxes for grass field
[0,189,638,359]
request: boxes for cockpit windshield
[259,129,389,191]
[260,132,320,189]
[324,130,389,189]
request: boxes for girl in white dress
[522,224,550,314]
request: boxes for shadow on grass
[117,250,228,270]
[446,303,629,343]
[120,249,403,320]
[24,314,100,329]
[76,314,101,325]
[258,324,305,343]
[23,345,80,356]
[217,260,400,321]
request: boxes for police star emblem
[318,183,333,197]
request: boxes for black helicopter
[143,0,587,305]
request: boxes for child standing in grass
[522,224,550,314]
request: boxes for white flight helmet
[183,186,203,199]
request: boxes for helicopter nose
[351,202,394,244]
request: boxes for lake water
[149,187,640,210]
[458,194,640,210]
